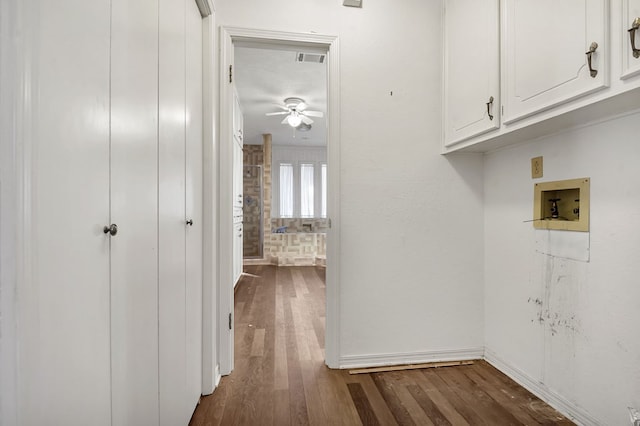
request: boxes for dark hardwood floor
[190,265,573,426]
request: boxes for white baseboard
[338,347,484,369]
[484,348,601,426]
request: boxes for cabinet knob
[629,18,640,59]
[585,42,598,78]
[186,219,193,226]
[103,224,118,236]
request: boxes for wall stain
[529,255,582,337]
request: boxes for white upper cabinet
[443,0,500,147]
[442,0,640,153]
[622,0,640,79]
[501,0,609,124]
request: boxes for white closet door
[158,0,188,423]
[20,1,112,424]
[110,0,160,424]
[185,0,204,410]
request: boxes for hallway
[190,266,572,425]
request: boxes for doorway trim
[218,26,341,375]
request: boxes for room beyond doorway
[218,27,341,376]
[234,42,328,268]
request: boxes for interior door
[158,0,188,423]
[110,0,160,424]
[185,0,204,411]
[219,29,236,375]
[21,0,112,424]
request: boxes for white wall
[216,0,485,364]
[484,111,640,425]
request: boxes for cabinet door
[622,0,640,79]
[444,0,500,147]
[234,222,243,284]
[110,0,160,424]
[233,141,244,209]
[502,0,608,124]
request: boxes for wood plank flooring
[190,265,573,426]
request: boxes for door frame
[201,10,219,395]
[217,26,341,375]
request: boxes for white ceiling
[234,45,327,146]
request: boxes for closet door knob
[103,224,118,236]
[186,219,193,226]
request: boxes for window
[279,163,293,217]
[300,164,314,217]
[275,161,327,218]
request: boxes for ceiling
[234,45,327,146]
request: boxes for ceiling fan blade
[281,117,289,124]
[301,115,314,125]
[296,102,308,111]
[266,111,288,116]
[302,110,323,118]
[273,104,289,111]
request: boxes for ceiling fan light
[287,113,302,127]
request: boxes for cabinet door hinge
[229,312,233,330]
[229,65,233,83]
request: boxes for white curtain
[279,163,293,217]
[300,163,314,217]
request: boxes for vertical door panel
[185,0,204,410]
[622,0,640,79]
[22,1,111,424]
[158,0,187,423]
[443,0,500,146]
[502,0,608,123]
[110,0,160,423]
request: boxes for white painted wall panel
[484,111,640,425]
[216,0,485,362]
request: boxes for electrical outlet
[629,407,640,425]
[531,156,543,179]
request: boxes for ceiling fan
[265,97,324,128]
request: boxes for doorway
[218,28,341,376]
